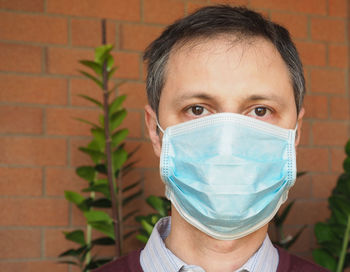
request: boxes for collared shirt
[140,217,279,272]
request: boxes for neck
[165,208,268,272]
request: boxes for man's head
[144,5,305,118]
[144,5,305,157]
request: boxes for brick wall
[0,0,349,271]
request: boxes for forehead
[162,36,293,103]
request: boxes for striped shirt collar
[140,217,278,272]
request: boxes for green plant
[136,196,170,243]
[58,20,142,271]
[313,139,350,272]
[271,171,307,249]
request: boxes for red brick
[70,78,103,107]
[311,173,338,198]
[0,106,43,134]
[271,13,308,39]
[71,19,116,47]
[144,0,185,24]
[250,0,327,15]
[303,95,328,119]
[0,137,66,166]
[311,18,346,42]
[46,108,99,136]
[46,167,86,196]
[70,138,92,167]
[0,43,41,73]
[310,69,345,94]
[331,148,347,172]
[125,141,159,168]
[0,167,42,196]
[0,0,44,12]
[0,199,68,226]
[0,12,67,44]
[330,97,349,120]
[120,24,163,51]
[71,204,87,226]
[123,111,142,138]
[0,261,67,272]
[284,200,329,224]
[299,120,310,146]
[329,44,348,68]
[144,169,165,197]
[312,122,348,146]
[47,0,140,21]
[119,82,147,109]
[210,0,249,5]
[288,173,311,199]
[187,2,208,14]
[0,229,41,259]
[297,147,329,172]
[329,0,348,17]
[0,75,67,105]
[295,42,326,67]
[45,228,77,257]
[48,47,140,79]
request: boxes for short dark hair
[144,5,305,115]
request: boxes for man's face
[146,36,304,156]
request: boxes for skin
[145,36,305,272]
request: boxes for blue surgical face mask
[157,113,297,240]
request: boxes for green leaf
[329,195,350,216]
[64,191,85,206]
[109,95,126,116]
[84,210,112,223]
[91,237,115,246]
[297,171,307,178]
[59,248,80,258]
[85,258,112,271]
[58,260,79,266]
[315,222,338,243]
[73,117,100,129]
[140,219,154,235]
[79,60,102,75]
[123,209,139,221]
[63,230,86,246]
[79,70,103,88]
[91,198,112,208]
[136,234,148,244]
[108,67,117,79]
[112,129,128,148]
[79,147,105,162]
[95,44,113,65]
[123,179,142,193]
[123,189,142,206]
[76,166,95,182]
[345,140,350,156]
[107,54,114,71]
[274,201,295,227]
[110,109,127,132]
[113,147,128,171]
[82,183,110,198]
[343,157,350,173]
[282,225,306,249]
[99,114,105,128]
[312,248,337,271]
[90,221,115,239]
[91,128,105,150]
[146,196,168,217]
[77,94,103,108]
[95,164,107,174]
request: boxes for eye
[186,105,210,116]
[248,106,272,118]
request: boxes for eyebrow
[245,94,286,106]
[172,92,216,105]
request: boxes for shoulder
[93,249,143,272]
[276,247,330,272]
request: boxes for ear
[295,107,305,147]
[145,105,162,157]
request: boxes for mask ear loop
[156,118,165,134]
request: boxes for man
[96,5,329,272]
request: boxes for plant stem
[117,170,123,255]
[85,191,95,268]
[101,18,121,258]
[336,215,350,272]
